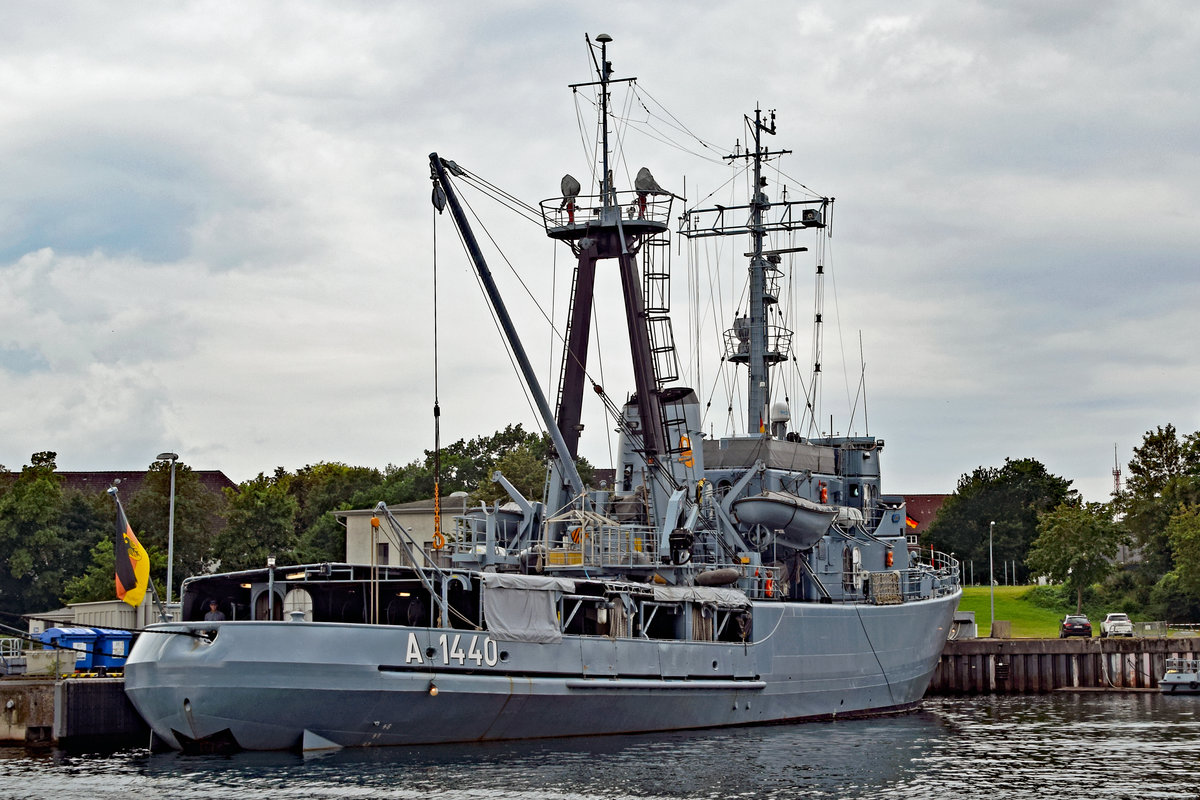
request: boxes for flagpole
[109,485,156,618]
[146,578,169,623]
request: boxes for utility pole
[989,521,995,635]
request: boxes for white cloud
[1,0,1198,506]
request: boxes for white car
[1100,612,1134,638]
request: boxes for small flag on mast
[905,514,919,529]
[108,487,150,607]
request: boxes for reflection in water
[903,694,1200,799]
[4,694,1200,800]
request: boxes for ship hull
[124,590,958,750]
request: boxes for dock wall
[0,678,147,746]
[0,679,55,745]
[929,637,1200,694]
[54,678,148,744]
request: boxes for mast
[681,110,828,436]
[745,108,775,433]
[545,34,674,474]
[597,34,614,209]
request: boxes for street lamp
[989,520,995,636]
[449,490,469,516]
[267,555,276,620]
[156,452,179,608]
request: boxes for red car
[1059,615,1093,638]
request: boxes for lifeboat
[731,491,840,550]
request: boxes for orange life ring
[679,435,694,468]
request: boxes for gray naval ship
[124,34,961,752]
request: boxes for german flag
[905,514,919,529]
[108,488,150,607]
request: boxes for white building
[334,495,466,566]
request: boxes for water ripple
[4,694,1200,800]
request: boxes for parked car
[1059,615,1093,638]
[1101,612,1134,638]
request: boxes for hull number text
[406,632,499,667]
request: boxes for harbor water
[4,693,1199,799]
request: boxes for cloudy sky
[2,1,1197,503]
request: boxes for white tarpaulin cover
[651,585,751,608]
[481,573,577,643]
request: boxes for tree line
[0,424,585,617]
[922,423,1200,620]
[4,422,1196,621]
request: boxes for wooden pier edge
[928,637,1200,694]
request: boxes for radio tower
[1112,443,1122,498]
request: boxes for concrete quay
[928,636,1200,694]
[0,677,147,747]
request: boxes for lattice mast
[1113,443,1122,498]
[682,110,827,436]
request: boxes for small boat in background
[1159,657,1200,693]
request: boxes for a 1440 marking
[405,631,499,667]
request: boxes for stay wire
[450,178,630,446]
[444,204,545,432]
[453,167,544,227]
[433,201,443,541]
[0,611,204,641]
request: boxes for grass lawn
[957,585,1071,638]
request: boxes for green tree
[0,452,106,614]
[263,425,598,565]
[62,538,118,605]
[472,435,599,504]
[288,426,578,561]
[289,463,384,535]
[477,439,550,503]
[1164,504,1200,601]
[126,460,222,599]
[1115,425,1200,609]
[1122,474,1200,578]
[923,457,1075,583]
[62,537,167,605]
[1124,424,1200,498]
[1027,501,1127,613]
[297,511,350,564]
[284,463,385,564]
[434,425,539,489]
[213,473,301,572]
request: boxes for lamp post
[156,452,179,608]
[989,520,995,635]
[449,490,468,516]
[267,555,276,620]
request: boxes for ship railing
[721,325,792,364]
[744,562,787,600]
[909,548,961,597]
[862,567,955,604]
[1165,657,1200,672]
[543,521,664,569]
[540,190,674,233]
[418,514,514,567]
